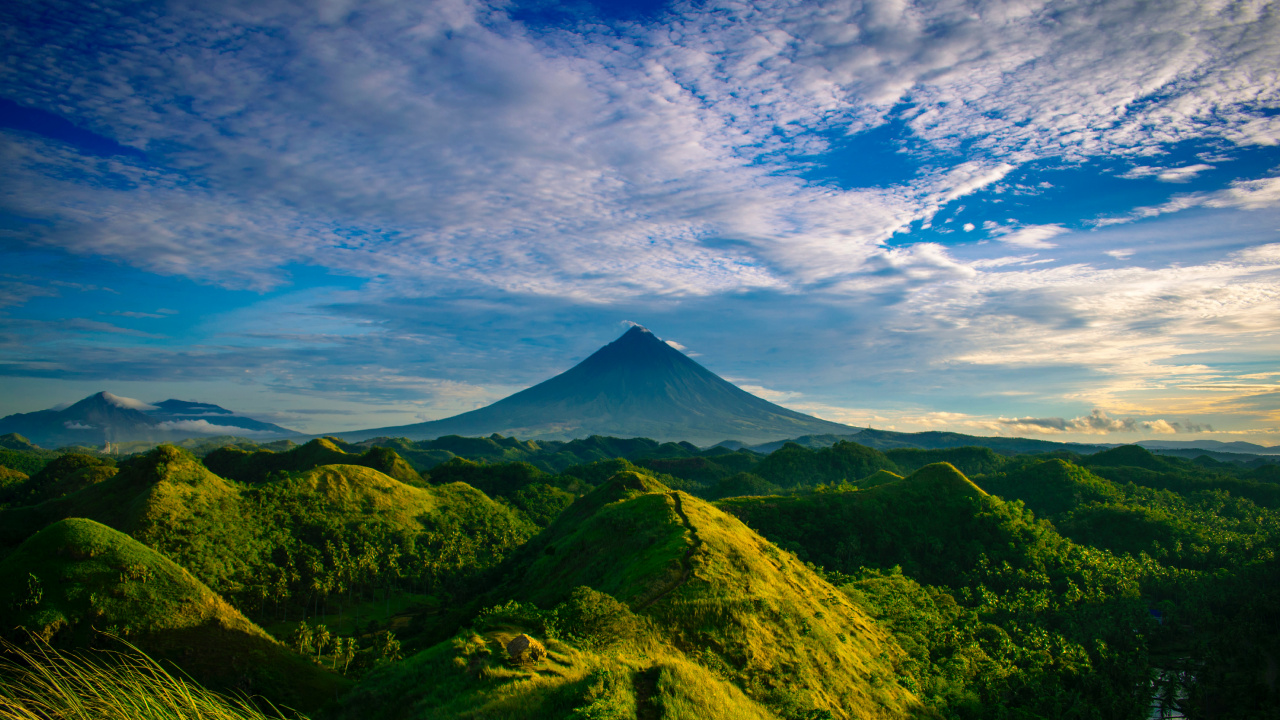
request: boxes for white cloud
[996,409,1186,435]
[101,392,157,411]
[153,419,279,436]
[992,224,1068,249]
[1121,164,1215,183]
[0,0,1276,300]
[737,384,803,403]
[1223,116,1280,147]
[1098,176,1280,226]
[2,0,1279,442]
[1206,177,1280,211]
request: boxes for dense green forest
[1,431,1278,719]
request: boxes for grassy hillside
[979,455,1280,571]
[337,470,923,719]
[0,446,250,587]
[2,433,1277,718]
[0,445,537,631]
[2,452,118,507]
[0,518,348,711]
[476,471,922,720]
[338,609,785,720]
[753,441,897,489]
[978,457,1121,517]
[719,463,1152,718]
[883,446,1007,477]
[204,437,424,485]
[718,463,998,584]
[1082,444,1280,508]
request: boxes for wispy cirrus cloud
[1097,175,1280,226]
[1,0,1278,299]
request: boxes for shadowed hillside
[718,463,1153,717]
[0,518,348,711]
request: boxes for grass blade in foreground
[0,637,305,720]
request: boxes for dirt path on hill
[638,492,703,610]
[633,666,662,720]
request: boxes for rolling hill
[0,518,348,711]
[343,470,922,719]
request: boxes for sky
[1,0,1279,444]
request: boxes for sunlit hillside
[1,435,1277,718]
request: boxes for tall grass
[0,638,303,720]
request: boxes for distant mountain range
[337,325,858,446]
[727,430,1280,458]
[0,392,297,448]
[729,428,1114,455]
[5,330,1273,456]
[1136,439,1280,455]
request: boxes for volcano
[342,326,856,445]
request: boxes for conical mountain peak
[342,326,856,445]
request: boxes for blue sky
[2,0,1279,443]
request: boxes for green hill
[705,471,779,499]
[0,445,537,625]
[1086,444,1172,471]
[883,446,1008,477]
[856,469,902,488]
[0,446,244,571]
[978,458,1121,517]
[203,437,424,485]
[753,441,897,489]
[481,471,922,719]
[718,463,1152,717]
[0,518,348,711]
[718,463,1067,588]
[0,465,28,501]
[0,433,45,452]
[339,470,923,719]
[340,609,784,720]
[3,452,118,506]
[1083,444,1280,508]
[0,447,53,478]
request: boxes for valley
[1,428,1277,719]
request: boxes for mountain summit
[0,392,297,448]
[342,325,855,445]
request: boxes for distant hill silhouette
[737,428,1113,455]
[0,391,297,448]
[1138,439,1280,455]
[339,326,856,445]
